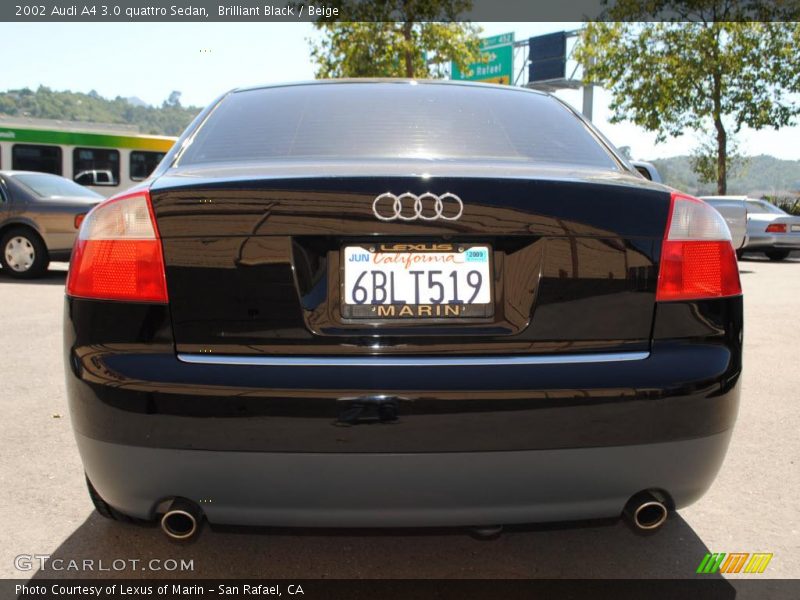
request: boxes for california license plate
[341,243,493,319]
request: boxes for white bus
[0,117,176,196]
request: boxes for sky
[1,21,798,161]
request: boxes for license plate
[341,244,493,319]
[792,224,800,232]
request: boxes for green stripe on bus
[0,127,175,152]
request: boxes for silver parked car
[699,196,748,252]
[0,171,103,278]
[742,198,800,261]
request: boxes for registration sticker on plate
[341,244,493,319]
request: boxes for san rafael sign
[451,33,514,85]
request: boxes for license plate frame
[339,243,494,320]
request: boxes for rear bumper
[66,342,741,454]
[65,295,743,527]
[77,430,733,527]
[744,232,800,250]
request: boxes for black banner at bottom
[4,579,800,600]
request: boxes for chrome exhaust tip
[623,490,670,532]
[632,500,668,530]
[469,525,504,539]
[160,498,203,541]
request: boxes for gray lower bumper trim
[177,351,650,368]
[78,431,732,528]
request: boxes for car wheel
[0,227,49,278]
[765,250,791,261]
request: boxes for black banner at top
[3,0,800,22]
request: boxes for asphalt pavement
[0,255,798,580]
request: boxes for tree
[690,132,748,187]
[308,1,482,79]
[576,14,800,194]
[165,90,182,108]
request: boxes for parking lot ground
[0,255,798,580]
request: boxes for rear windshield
[178,83,619,169]
[746,200,785,215]
[12,173,103,198]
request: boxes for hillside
[649,155,800,197]
[0,86,201,136]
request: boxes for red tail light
[66,190,168,303]
[766,223,786,233]
[656,192,742,302]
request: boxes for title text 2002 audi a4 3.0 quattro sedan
[64,81,742,541]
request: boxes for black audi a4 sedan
[64,80,742,540]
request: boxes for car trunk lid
[150,164,670,357]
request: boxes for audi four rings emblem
[372,192,464,221]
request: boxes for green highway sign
[481,33,514,49]
[451,32,515,85]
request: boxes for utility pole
[581,32,595,122]
[582,83,594,122]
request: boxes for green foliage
[576,17,800,194]
[309,1,482,78]
[0,86,201,136]
[770,197,800,215]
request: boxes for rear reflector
[766,223,787,233]
[66,190,168,303]
[656,193,742,302]
[74,214,86,229]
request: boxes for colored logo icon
[696,552,773,574]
